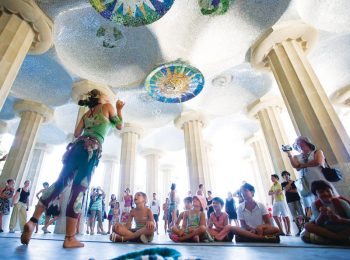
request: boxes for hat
[193,195,207,210]
[293,136,316,152]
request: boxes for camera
[78,90,100,108]
[281,144,292,152]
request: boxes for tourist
[170,195,206,242]
[162,197,169,234]
[281,171,305,236]
[235,183,280,242]
[269,174,291,235]
[110,192,154,243]
[170,196,193,238]
[42,194,63,234]
[150,193,160,234]
[89,187,107,235]
[0,179,15,232]
[35,182,49,233]
[206,191,214,220]
[120,188,133,224]
[302,180,350,244]
[168,183,178,228]
[208,197,233,242]
[225,192,238,226]
[21,89,124,248]
[10,180,31,233]
[107,194,118,234]
[111,202,120,227]
[284,136,338,220]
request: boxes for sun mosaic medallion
[89,0,175,27]
[145,61,205,103]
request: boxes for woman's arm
[11,191,20,207]
[106,101,124,130]
[125,210,134,229]
[286,151,302,168]
[36,189,43,199]
[199,212,206,226]
[74,116,85,138]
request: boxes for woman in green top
[21,89,124,248]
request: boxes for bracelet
[110,115,123,126]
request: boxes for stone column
[0,0,53,110]
[204,142,214,192]
[119,123,143,199]
[0,120,8,147]
[175,110,210,193]
[331,85,350,117]
[0,100,53,189]
[141,148,162,199]
[26,142,53,205]
[245,131,274,202]
[251,21,350,196]
[101,154,119,203]
[160,164,174,201]
[248,96,297,179]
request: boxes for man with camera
[90,187,107,235]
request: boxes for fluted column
[244,155,268,205]
[251,20,350,196]
[245,132,274,201]
[25,142,53,205]
[248,96,296,179]
[142,148,162,199]
[0,0,53,110]
[204,142,214,192]
[119,123,143,198]
[0,100,53,189]
[160,164,174,201]
[331,85,350,118]
[0,120,8,146]
[101,154,119,203]
[175,110,210,193]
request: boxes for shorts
[90,210,102,221]
[287,200,304,219]
[46,205,60,217]
[272,201,289,217]
[301,194,314,208]
[153,214,159,222]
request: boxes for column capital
[174,110,208,129]
[34,142,53,153]
[121,123,144,138]
[141,148,163,158]
[160,164,175,172]
[71,80,116,104]
[101,154,119,163]
[0,120,9,134]
[0,0,53,54]
[251,20,318,70]
[331,85,350,108]
[244,131,264,145]
[13,100,54,123]
[247,96,284,119]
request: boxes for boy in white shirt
[150,193,160,234]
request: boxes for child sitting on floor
[207,197,234,242]
[110,192,155,243]
[302,180,350,244]
[171,196,193,237]
[232,183,280,242]
[170,196,206,242]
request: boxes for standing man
[9,180,31,233]
[150,193,160,234]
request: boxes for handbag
[295,176,311,197]
[321,158,343,182]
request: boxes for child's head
[6,179,14,187]
[207,190,212,197]
[240,183,255,201]
[42,182,49,189]
[183,196,193,210]
[134,192,147,206]
[111,194,116,200]
[165,197,169,203]
[114,201,120,209]
[212,197,224,212]
[192,196,205,212]
[281,171,290,181]
[125,188,130,194]
[311,180,334,202]
[271,174,279,183]
[171,183,176,191]
[227,192,232,198]
[153,193,157,199]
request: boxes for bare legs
[110,223,154,242]
[305,222,350,242]
[63,217,84,248]
[21,204,46,244]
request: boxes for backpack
[314,196,350,218]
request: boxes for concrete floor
[0,232,349,260]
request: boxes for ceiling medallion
[89,0,175,27]
[145,61,205,103]
[199,0,234,15]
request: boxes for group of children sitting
[108,181,350,245]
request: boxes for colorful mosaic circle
[199,0,233,15]
[89,0,175,27]
[145,61,205,103]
